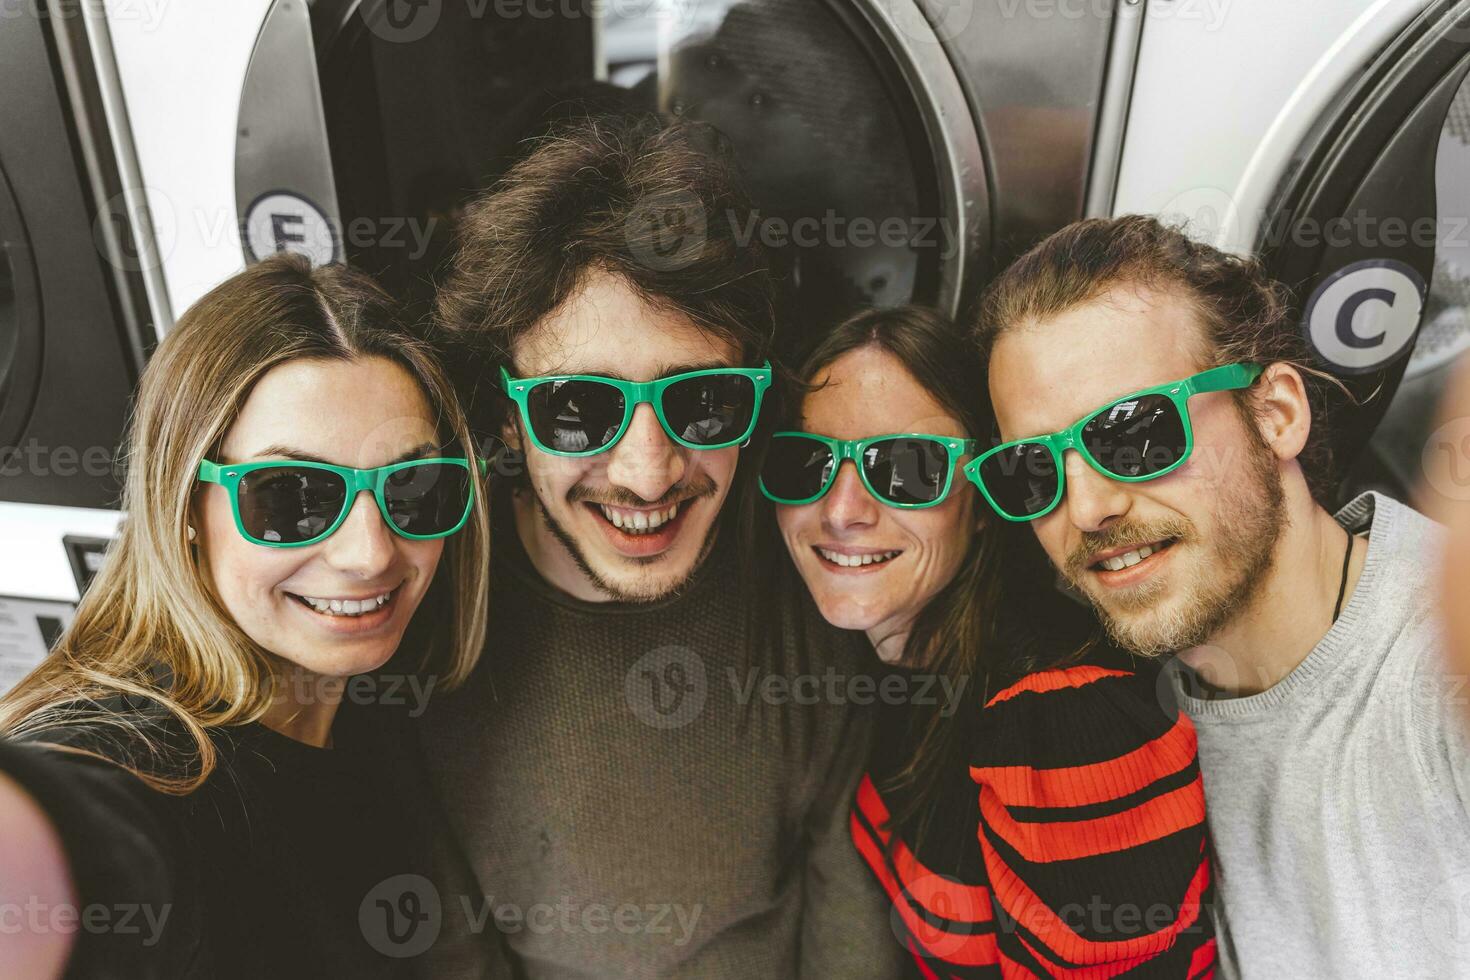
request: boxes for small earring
[187,525,196,542]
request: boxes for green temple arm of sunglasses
[498,362,773,456]
[964,362,1263,521]
[197,456,487,546]
[761,431,980,509]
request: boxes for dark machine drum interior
[313,0,943,354]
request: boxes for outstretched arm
[1433,357,1470,722]
[0,770,77,979]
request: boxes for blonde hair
[0,254,490,792]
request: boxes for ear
[1249,362,1312,462]
[500,413,524,454]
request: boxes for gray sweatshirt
[1167,492,1470,978]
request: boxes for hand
[0,770,76,979]
[1432,355,1470,708]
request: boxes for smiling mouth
[814,546,903,569]
[1089,538,1178,572]
[592,500,683,536]
[286,587,398,618]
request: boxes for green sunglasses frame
[760,431,980,509]
[499,362,773,458]
[963,362,1263,523]
[197,457,485,548]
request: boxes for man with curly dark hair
[418,114,904,979]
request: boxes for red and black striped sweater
[851,659,1216,978]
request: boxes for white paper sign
[0,596,75,696]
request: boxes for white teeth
[1099,543,1159,572]
[816,548,901,568]
[599,502,679,534]
[298,591,393,617]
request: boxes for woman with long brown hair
[761,306,1216,976]
[0,255,498,978]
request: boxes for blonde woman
[0,255,497,978]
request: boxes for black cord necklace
[1332,527,1354,623]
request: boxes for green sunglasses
[761,432,979,509]
[500,362,772,457]
[197,457,484,548]
[964,363,1263,522]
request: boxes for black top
[0,698,507,979]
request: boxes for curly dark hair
[434,113,777,429]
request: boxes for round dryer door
[1261,0,1470,504]
[306,0,986,354]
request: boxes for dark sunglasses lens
[383,463,473,536]
[661,374,756,447]
[237,467,348,544]
[864,438,950,505]
[762,436,836,501]
[1082,393,1187,478]
[525,380,627,454]
[977,444,1058,518]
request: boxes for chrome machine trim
[852,0,990,318]
[54,0,172,342]
[1086,0,1146,218]
[236,0,344,265]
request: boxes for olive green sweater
[419,503,905,979]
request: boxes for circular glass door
[316,0,951,354]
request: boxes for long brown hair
[0,254,491,792]
[780,306,1010,844]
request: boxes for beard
[1062,430,1287,657]
[535,477,722,604]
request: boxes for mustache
[567,476,720,510]
[1064,516,1194,578]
